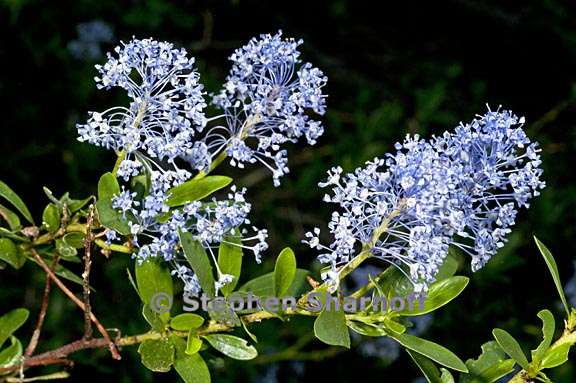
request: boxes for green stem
[94,239,132,254]
[112,150,126,177]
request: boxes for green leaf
[0,336,22,368]
[492,328,529,369]
[390,333,468,372]
[435,248,461,280]
[532,309,555,363]
[0,308,29,349]
[135,260,174,304]
[407,349,444,383]
[273,247,297,297]
[540,343,571,369]
[138,338,175,372]
[55,238,78,260]
[375,265,414,299]
[440,369,455,383]
[314,299,351,348]
[0,227,28,242]
[62,232,85,249]
[0,204,21,230]
[0,238,25,269]
[347,321,388,337]
[66,196,93,213]
[135,259,174,322]
[53,264,87,287]
[186,331,203,355]
[179,230,215,297]
[534,237,570,316]
[239,269,310,297]
[217,232,243,296]
[172,336,211,383]
[202,334,258,360]
[96,172,131,235]
[0,180,34,224]
[167,176,232,207]
[142,305,165,332]
[42,203,60,234]
[171,314,205,331]
[462,341,515,383]
[400,276,469,316]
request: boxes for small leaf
[390,333,468,372]
[534,237,570,316]
[55,238,78,260]
[407,349,444,383]
[67,196,93,213]
[375,265,414,299]
[217,232,243,296]
[532,309,555,362]
[492,328,529,370]
[42,203,60,234]
[0,180,34,224]
[171,314,205,331]
[239,269,310,297]
[435,248,460,280]
[202,334,258,360]
[179,230,215,297]
[0,238,25,269]
[138,338,175,372]
[53,264,87,287]
[0,308,29,349]
[0,336,22,368]
[96,172,131,235]
[142,305,165,332]
[462,341,515,383]
[440,369,455,383]
[314,298,351,348]
[167,176,232,207]
[186,331,203,355]
[63,232,85,249]
[172,336,211,383]
[273,247,297,297]
[400,276,469,316]
[540,343,571,369]
[0,204,21,230]
[136,259,174,322]
[347,321,388,337]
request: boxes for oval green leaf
[167,176,232,207]
[171,314,205,331]
[202,334,258,360]
[391,333,468,372]
[273,247,297,297]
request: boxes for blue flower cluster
[208,31,328,186]
[77,34,327,293]
[305,109,545,290]
[77,38,207,165]
[110,167,268,294]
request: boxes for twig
[82,205,95,339]
[30,250,121,360]
[24,256,59,357]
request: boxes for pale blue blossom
[305,108,545,290]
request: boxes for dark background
[1,0,576,381]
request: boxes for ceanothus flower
[305,108,545,291]
[77,37,207,165]
[109,167,268,294]
[205,31,328,186]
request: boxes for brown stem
[82,205,95,339]
[30,250,121,360]
[24,256,60,357]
